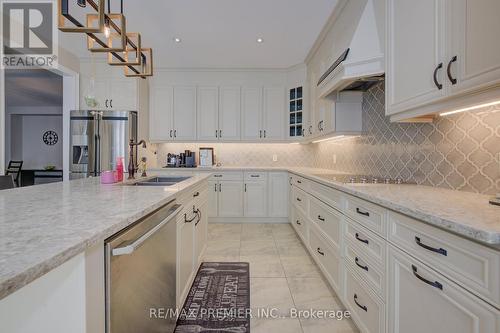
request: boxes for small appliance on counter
[165,150,197,168]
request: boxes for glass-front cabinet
[288,86,304,138]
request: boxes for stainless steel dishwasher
[105,200,182,333]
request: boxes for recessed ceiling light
[174,37,182,43]
[256,38,264,43]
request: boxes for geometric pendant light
[123,48,153,77]
[108,32,142,66]
[87,13,127,52]
[58,0,105,33]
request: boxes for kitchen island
[0,173,210,333]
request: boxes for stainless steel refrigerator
[70,110,137,179]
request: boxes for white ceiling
[59,0,338,69]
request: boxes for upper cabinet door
[218,86,241,141]
[173,86,197,140]
[149,85,174,141]
[108,79,137,110]
[197,86,219,141]
[448,0,500,96]
[241,87,263,140]
[386,0,447,116]
[263,86,285,140]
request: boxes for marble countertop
[0,173,210,300]
[155,166,500,245]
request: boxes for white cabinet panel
[268,172,288,218]
[109,79,137,110]
[197,86,219,141]
[218,181,244,217]
[241,87,262,140]
[263,86,285,140]
[207,181,218,217]
[386,0,446,115]
[173,86,197,140]
[388,246,500,333]
[178,216,194,303]
[244,181,268,217]
[449,0,500,96]
[150,85,174,141]
[219,86,241,141]
[194,201,208,262]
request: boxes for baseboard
[208,217,289,224]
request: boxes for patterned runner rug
[174,262,250,333]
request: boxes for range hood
[317,0,385,98]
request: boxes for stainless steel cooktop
[313,174,411,184]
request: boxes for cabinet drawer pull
[412,265,443,290]
[296,197,302,202]
[214,174,223,178]
[184,212,197,223]
[193,191,200,197]
[355,233,369,244]
[316,247,325,256]
[194,209,202,226]
[250,175,260,178]
[296,220,301,226]
[447,56,458,85]
[355,257,369,271]
[317,215,325,222]
[415,236,447,256]
[353,294,367,312]
[297,180,302,184]
[356,208,370,217]
[433,62,443,90]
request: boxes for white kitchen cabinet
[449,0,500,96]
[196,86,219,141]
[173,86,197,140]
[177,212,194,304]
[388,245,500,333]
[241,87,263,140]
[244,181,268,217]
[263,86,285,140]
[218,86,241,141]
[80,76,138,110]
[268,172,289,217]
[207,180,219,217]
[386,0,500,120]
[150,85,174,141]
[218,181,244,217]
[386,0,446,116]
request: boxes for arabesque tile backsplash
[152,83,499,195]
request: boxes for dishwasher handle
[112,204,182,256]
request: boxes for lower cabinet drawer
[291,206,308,242]
[309,196,342,249]
[344,218,386,267]
[309,227,342,294]
[388,211,500,308]
[344,266,385,333]
[309,180,343,210]
[344,241,385,299]
[388,245,500,333]
[291,186,308,214]
[344,195,386,236]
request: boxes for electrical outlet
[333,154,337,164]
[272,154,278,162]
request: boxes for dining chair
[6,160,23,187]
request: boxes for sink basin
[132,176,191,186]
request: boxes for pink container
[115,157,124,182]
[101,170,117,184]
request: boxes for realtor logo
[1,1,58,68]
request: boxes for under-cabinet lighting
[440,100,500,117]
[312,135,346,143]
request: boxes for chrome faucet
[128,139,146,179]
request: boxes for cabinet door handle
[447,56,458,85]
[259,130,262,138]
[316,247,324,256]
[174,130,177,138]
[105,99,108,108]
[354,294,367,312]
[433,62,443,90]
[214,183,217,192]
[355,233,369,245]
[317,215,325,222]
[169,130,173,138]
[193,191,200,197]
[215,130,218,138]
[110,99,113,108]
[296,220,301,225]
[412,265,443,290]
[194,209,202,226]
[355,257,369,271]
[219,130,222,138]
[296,197,302,202]
[297,180,302,184]
[289,177,293,185]
[184,212,197,223]
[415,236,447,256]
[264,130,266,138]
[244,184,247,192]
[219,183,221,192]
[356,208,370,217]
[309,125,312,135]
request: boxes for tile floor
[203,223,360,333]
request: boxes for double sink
[131,176,191,186]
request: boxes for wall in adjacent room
[311,83,500,195]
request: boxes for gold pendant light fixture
[57,0,153,78]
